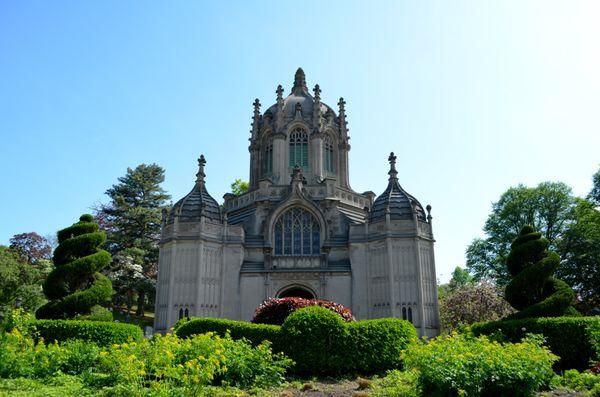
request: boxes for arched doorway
[278,286,315,299]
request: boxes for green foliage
[589,165,600,206]
[504,225,578,318]
[33,319,143,345]
[230,179,249,196]
[36,215,113,320]
[551,369,600,394]
[97,163,171,317]
[280,306,348,374]
[404,333,558,397]
[0,246,46,313]
[439,281,514,333]
[0,327,291,392]
[175,317,281,347]
[466,182,575,285]
[346,318,417,374]
[557,198,600,311]
[371,369,420,397]
[471,316,600,371]
[178,309,416,375]
[447,266,473,292]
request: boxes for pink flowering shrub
[252,297,355,325]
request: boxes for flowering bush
[252,297,355,325]
[0,326,292,391]
[439,281,514,332]
[403,333,558,397]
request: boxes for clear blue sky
[1,1,598,282]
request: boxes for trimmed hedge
[33,320,143,346]
[175,317,280,347]
[346,318,417,373]
[471,316,600,371]
[178,307,417,375]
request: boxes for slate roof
[168,183,221,224]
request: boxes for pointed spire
[251,99,261,139]
[313,84,321,101]
[338,97,349,140]
[196,154,206,184]
[388,152,398,181]
[292,67,308,94]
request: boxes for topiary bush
[280,306,348,374]
[471,316,600,371]
[175,317,281,346]
[36,214,113,320]
[504,225,578,319]
[252,297,355,325]
[404,333,558,397]
[33,320,143,345]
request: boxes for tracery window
[324,135,335,174]
[262,138,273,175]
[274,207,320,256]
[289,129,309,169]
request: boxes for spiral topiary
[36,214,113,320]
[504,225,578,319]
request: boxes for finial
[293,67,307,93]
[276,85,284,101]
[253,98,261,113]
[388,152,398,181]
[426,205,432,221]
[338,97,346,112]
[196,154,206,184]
[313,84,321,100]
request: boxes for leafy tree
[438,266,474,301]
[96,163,170,317]
[466,182,575,285]
[36,214,113,320]
[504,225,578,319]
[0,247,46,313]
[557,198,600,312]
[439,281,513,333]
[9,232,52,265]
[589,166,600,205]
[106,247,146,315]
[230,179,249,196]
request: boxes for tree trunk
[136,291,145,317]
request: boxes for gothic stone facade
[154,69,440,337]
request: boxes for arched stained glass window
[178,308,183,320]
[262,137,273,175]
[289,129,309,169]
[324,135,335,174]
[408,307,413,323]
[274,207,320,256]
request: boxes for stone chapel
[154,68,440,336]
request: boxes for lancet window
[274,207,320,256]
[262,137,273,175]
[289,129,309,169]
[324,135,335,174]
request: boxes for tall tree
[466,182,574,285]
[9,232,52,265]
[97,163,170,317]
[0,246,46,313]
[589,166,600,205]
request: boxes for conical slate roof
[370,153,426,222]
[168,155,221,224]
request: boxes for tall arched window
[262,137,273,175]
[289,129,309,169]
[274,207,320,255]
[324,135,335,174]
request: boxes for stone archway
[278,286,315,300]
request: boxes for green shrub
[346,318,417,374]
[471,316,600,370]
[175,317,281,346]
[404,333,558,397]
[280,306,348,374]
[33,319,143,346]
[552,369,600,393]
[371,369,420,397]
